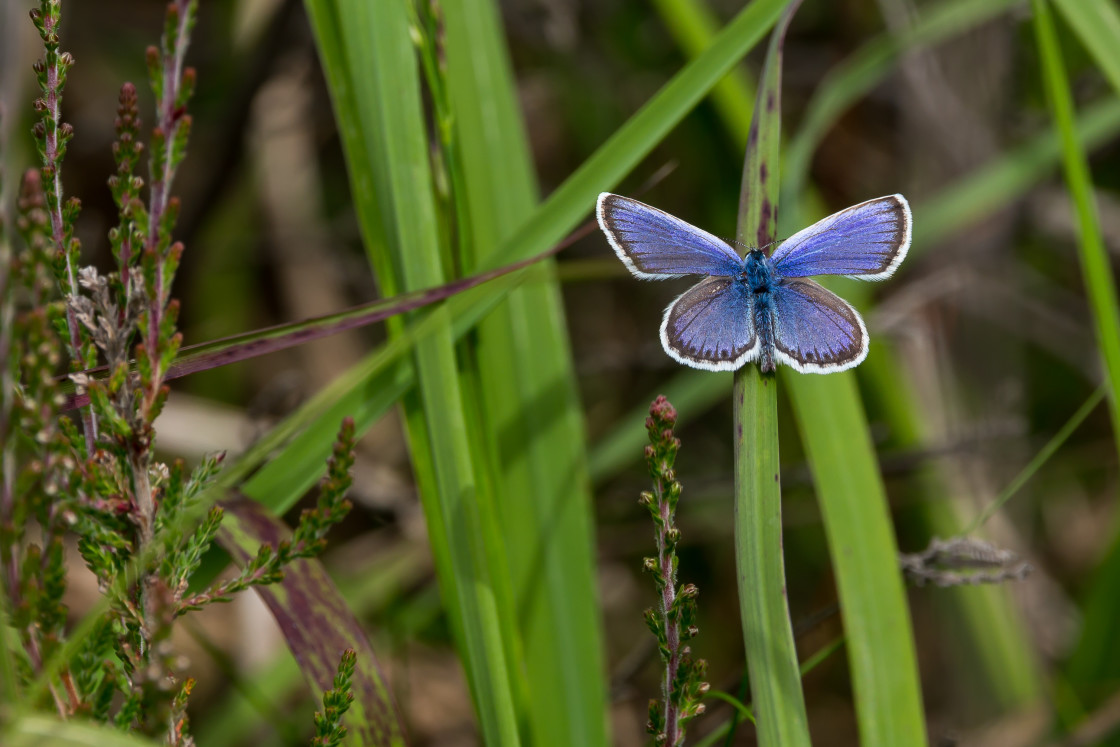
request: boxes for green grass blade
[650,0,756,148]
[732,4,811,744]
[1052,0,1120,97]
[1035,0,1120,715]
[733,370,809,745]
[303,0,523,741]
[1032,0,1120,453]
[784,371,928,744]
[440,1,608,743]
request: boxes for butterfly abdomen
[744,251,778,373]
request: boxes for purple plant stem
[40,11,97,451]
[657,486,682,745]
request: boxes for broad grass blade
[439,0,609,744]
[219,497,406,747]
[303,0,524,741]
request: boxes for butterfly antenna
[727,237,756,251]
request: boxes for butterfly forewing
[770,278,868,373]
[661,276,758,371]
[597,193,743,279]
[769,195,911,281]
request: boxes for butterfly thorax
[742,249,776,294]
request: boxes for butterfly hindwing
[769,195,911,280]
[597,193,743,279]
[661,276,758,371]
[770,278,868,373]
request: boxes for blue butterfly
[597,193,911,374]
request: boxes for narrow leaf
[732,3,811,745]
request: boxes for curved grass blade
[1032,0,1120,458]
[650,0,756,148]
[732,3,811,745]
[218,496,407,747]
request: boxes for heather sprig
[641,396,708,746]
[176,418,356,615]
[29,0,97,451]
[311,649,358,747]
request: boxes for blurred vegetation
[2,0,1120,744]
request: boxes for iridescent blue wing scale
[769,195,911,280]
[597,193,743,279]
[770,278,868,373]
[660,276,758,371]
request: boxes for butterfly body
[598,192,911,374]
[742,250,778,372]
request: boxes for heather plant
[640,396,708,745]
[0,2,358,742]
